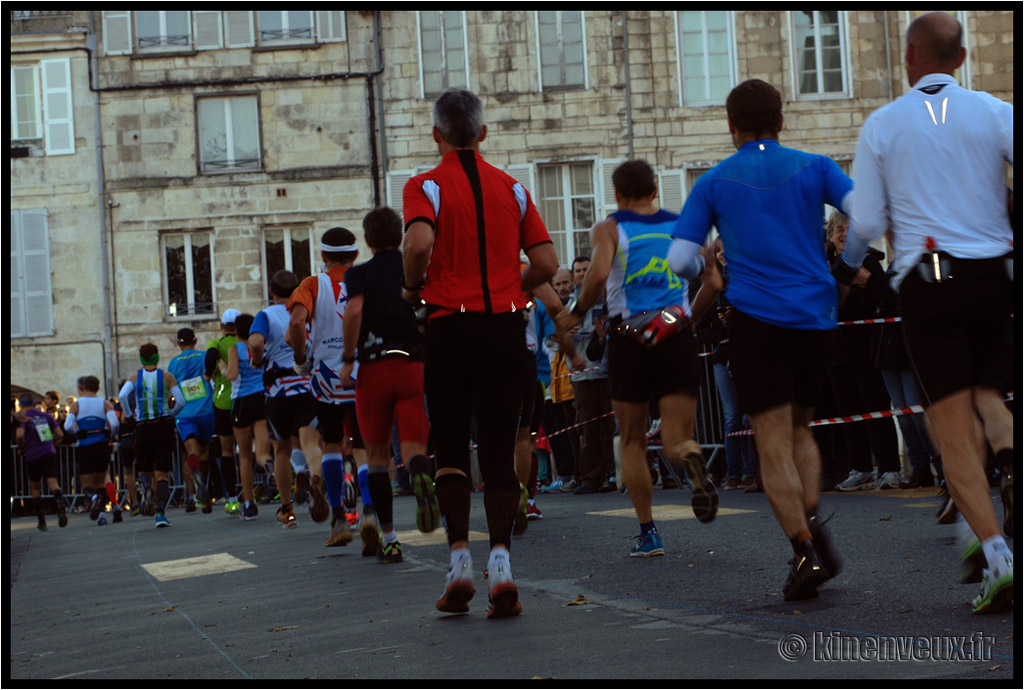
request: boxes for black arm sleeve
[205,347,220,379]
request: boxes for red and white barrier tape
[546,410,616,439]
[838,317,901,325]
[724,392,1015,438]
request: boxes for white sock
[382,529,398,545]
[982,535,1012,567]
[290,449,307,473]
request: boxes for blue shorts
[176,412,216,443]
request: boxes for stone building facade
[8,10,1015,402]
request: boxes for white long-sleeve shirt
[843,72,1014,288]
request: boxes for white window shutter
[506,164,536,198]
[41,59,75,156]
[194,11,223,50]
[103,11,132,56]
[10,211,26,338]
[224,11,254,48]
[388,171,416,221]
[316,11,346,42]
[10,65,42,140]
[18,210,55,337]
[598,159,625,218]
[658,169,685,214]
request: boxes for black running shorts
[727,309,829,416]
[75,442,111,475]
[265,393,317,442]
[315,400,364,448]
[26,453,59,483]
[134,417,176,474]
[607,328,700,403]
[231,392,266,429]
[898,257,1013,404]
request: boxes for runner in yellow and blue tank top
[168,327,216,514]
[556,159,724,559]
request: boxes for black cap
[177,327,197,344]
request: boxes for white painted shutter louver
[224,11,254,48]
[41,59,75,156]
[10,212,26,338]
[14,210,55,337]
[658,169,685,214]
[316,11,346,42]
[194,11,223,50]
[506,164,535,198]
[388,171,416,222]
[102,11,132,55]
[599,159,625,219]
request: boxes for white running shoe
[876,471,901,490]
[836,469,875,491]
[436,550,475,614]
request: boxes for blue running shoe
[630,532,665,558]
[155,513,172,528]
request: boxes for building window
[264,227,314,282]
[10,59,75,155]
[197,95,261,173]
[792,11,848,98]
[536,163,596,265]
[163,232,215,318]
[135,11,191,51]
[537,11,586,92]
[11,65,41,140]
[10,209,55,338]
[677,11,735,105]
[419,11,469,98]
[257,11,314,45]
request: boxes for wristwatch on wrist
[567,297,587,317]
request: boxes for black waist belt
[917,251,1012,283]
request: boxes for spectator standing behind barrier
[403,87,558,618]
[544,267,582,492]
[695,239,757,491]
[825,212,903,491]
[16,393,68,531]
[670,79,852,601]
[874,261,943,490]
[838,11,1013,614]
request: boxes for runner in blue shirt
[167,328,216,513]
[669,79,852,602]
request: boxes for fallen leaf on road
[162,607,175,612]
[793,610,803,615]
[989,666,1000,671]
[562,595,593,607]
[270,625,300,632]
[879,515,892,521]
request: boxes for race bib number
[34,420,54,442]
[180,376,208,402]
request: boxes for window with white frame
[163,231,215,318]
[537,11,586,92]
[197,95,260,173]
[791,11,848,97]
[536,163,596,265]
[10,209,55,338]
[419,11,469,98]
[135,11,191,51]
[264,226,314,282]
[257,10,314,45]
[677,11,735,105]
[10,59,75,155]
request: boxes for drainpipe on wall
[883,11,894,102]
[622,11,634,160]
[87,26,117,396]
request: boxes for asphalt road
[8,484,1016,681]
